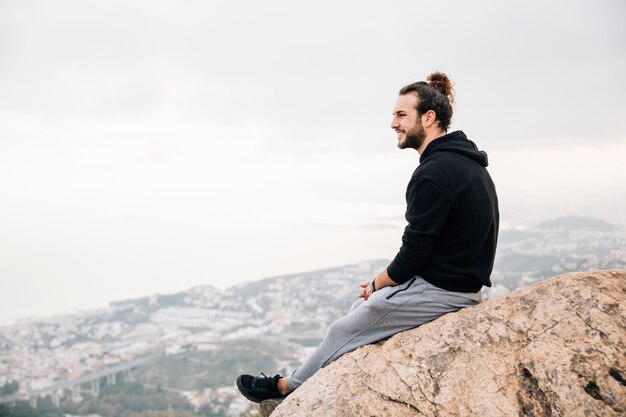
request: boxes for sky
[1,0,625,321]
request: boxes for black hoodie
[387,130,499,292]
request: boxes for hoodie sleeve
[387,176,452,284]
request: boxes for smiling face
[391,93,426,150]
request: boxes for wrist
[370,278,377,292]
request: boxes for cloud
[1,0,625,319]
[1,0,624,152]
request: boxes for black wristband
[370,279,377,292]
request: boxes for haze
[1,0,625,321]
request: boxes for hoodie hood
[419,130,489,167]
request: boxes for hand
[358,280,373,301]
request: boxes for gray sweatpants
[285,276,481,390]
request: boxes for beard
[397,120,426,150]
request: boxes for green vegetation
[136,339,298,390]
[1,381,20,396]
[60,382,195,417]
[2,339,291,417]
[0,380,254,417]
[0,402,61,417]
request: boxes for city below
[1,216,624,417]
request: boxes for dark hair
[398,71,455,131]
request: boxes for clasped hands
[358,279,375,301]
[357,268,397,301]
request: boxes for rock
[259,399,283,416]
[270,270,626,417]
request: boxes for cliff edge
[269,270,626,417]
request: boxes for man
[236,71,499,403]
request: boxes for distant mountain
[492,215,625,294]
[535,215,619,231]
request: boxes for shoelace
[259,373,276,386]
[259,373,280,393]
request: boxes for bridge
[0,355,158,408]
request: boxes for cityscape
[1,216,624,417]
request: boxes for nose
[391,116,399,129]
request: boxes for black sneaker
[236,373,286,403]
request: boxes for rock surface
[269,270,626,417]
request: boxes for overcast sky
[1,0,625,321]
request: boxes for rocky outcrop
[269,270,626,417]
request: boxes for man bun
[398,71,455,131]
[427,71,455,104]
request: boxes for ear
[421,110,437,128]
